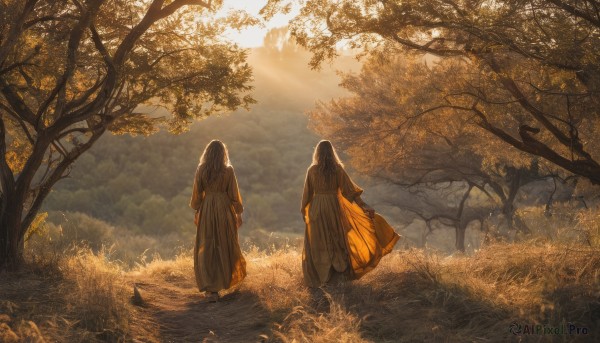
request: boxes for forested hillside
[41,28,362,259]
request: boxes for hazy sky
[219,0,296,47]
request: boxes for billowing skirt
[302,192,400,287]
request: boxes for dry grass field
[1,235,599,342]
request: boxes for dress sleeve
[189,165,204,210]
[339,167,363,203]
[301,168,313,212]
[228,167,244,214]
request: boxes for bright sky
[218,1,296,47]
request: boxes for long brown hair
[199,140,230,184]
[312,140,344,181]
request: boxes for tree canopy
[309,54,577,250]
[0,0,254,268]
[267,0,600,184]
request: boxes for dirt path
[125,274,271,342]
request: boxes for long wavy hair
[311,140,344,182]
[199,140,230,184]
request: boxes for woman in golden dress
[190,140,246,301]
[301,140,400,287]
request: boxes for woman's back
[306,165,338,192]
[190,140,246,296]
[191,165,243,215]
[302,165,363,209]
[198,165,233,192]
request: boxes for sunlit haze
[219,0,296,47]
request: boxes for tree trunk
[455,225,466,252]
[419,229,427,248]
[499,167,533,234]
[481,220,491,247]
[0,230,24,271]
[454,183,473,252]
[0,199,25,270]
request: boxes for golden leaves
[6,139,31,174]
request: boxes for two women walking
[190,139,399,300]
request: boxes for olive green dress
[190,165,246,292]
[301,165,400,287]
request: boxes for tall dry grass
[2,204,599,342]
[236,241,599,342]
[0,247,130,342]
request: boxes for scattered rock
[131,284,144,306]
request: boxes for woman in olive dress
[190,140,246,301]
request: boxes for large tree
[309,55,566,250]
[0,0,254,269]
[264,0,600,184]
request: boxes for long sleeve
[227,166,243,214]
[338,167,363,203]
[190,165,204,210]
[301,169,313,212]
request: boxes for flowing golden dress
[190,165,246,292]
[301,165,400,287]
